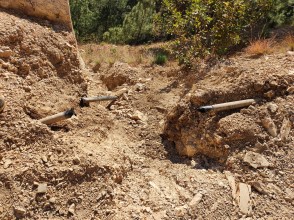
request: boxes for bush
[154,53,167,65]
[156,0,274,66]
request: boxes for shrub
[154,53,167,65]
[156,0,274,66]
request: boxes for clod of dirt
[164,53,294,159]
[100,62,139,90]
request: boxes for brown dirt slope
[0,8,294,220]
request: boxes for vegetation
[70,0,294,65]
[154,52,168,65]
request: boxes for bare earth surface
[0,9,294,220]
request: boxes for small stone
[267,103,278,113]
[287,86,294,94]
[225,171,237,202]
[264,90,275,99]
[285,188,294,202]
[73,156,81,165]
[174,205,188,217]
[286,51,294,56]
[0,49,13,58]
[14,206,26,219]
[238,183,252,216]
[49,197,56,204]
[244,151,270,169]
[41,155,48,163]
[68,203,75,215]
[250,181,269,195]
[135,83,145,91]
[189,193,203,208]
[129,110,148,122]
[261,117,277,137]
[3,159,12,169]
[37,183,47,194]
[280,117,291,141]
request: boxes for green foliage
[70,0,156,43]
[269,0,294,26]
[69,0,132,41]
[156,0,274,66]
[103,0,156,44]
[154,53,168,65]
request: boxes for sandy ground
[0,8,293,220]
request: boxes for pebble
[68,203,75,215]
[73,156,81,165]
[14,206,26,219]
[49,197,56,204]
[243,151,270,169]
[37,183,48,194]
[3,159,12,169]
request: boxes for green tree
[69,0,131,41]
[269,0,294,26]
[103,0,155,44]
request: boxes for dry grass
[79,43,161,70]
[281,35,294,51]
[245,38,275,56]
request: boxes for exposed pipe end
[80,97,89,108]
[64,108,76,118]
[197,106,213,113]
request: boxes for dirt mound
[0,9,114,219]
[164,54,293,159]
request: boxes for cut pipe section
[39,108,75,125]
[197,99,258,113]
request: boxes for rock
[287,86,294,94]
[189,193,203,208]
[244,152,270,169]
[225,171,237,202]
[267,103,278,113]
[264,90,275,99]
[73,156,81,165]
[41,155,48,163]
[68,203,75,215]
[37,183,47,194]
[0,49,13,58]
[49,197,56,204]
[250,181,269,195]
[286,51,294,56]
[3,159,12,169]
[237,183,252,216]
[174,205,188,217]
[14,206,26,219]
[129,110,148,122]
[285,188,294,202]
[135,83,145,91]
[280,117,291,141]
[261,117,277,137]
[253,141,268,153]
